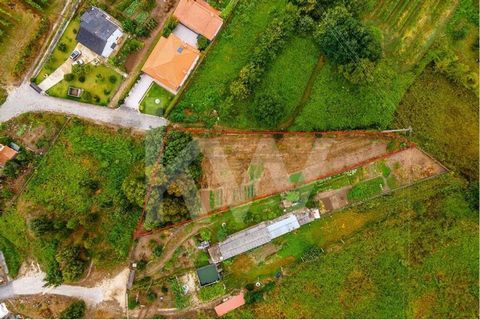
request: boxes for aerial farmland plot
[0,0,478,317]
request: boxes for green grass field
[139,83,173,116]
[394,66,479,180]
[47,64,122,106]
[0,115,145,280]
[227,175,479,318]
[170,0,289,125]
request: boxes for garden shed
[196,263,220,287]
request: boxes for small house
[0,144,17,167]
[76,7,123,58]
[196,263,220,287]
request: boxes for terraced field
[367,0,459,67]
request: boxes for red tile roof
[142,34,200,93]
[0,144,17,167]
[174,0,223,40]
[214,292,245,317]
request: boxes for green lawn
[47,64,122,106]
[394,66,479,180]
[139,83,173,116]
[291,60,412,131]
[347,177,385,202]
[227,175,479,318]
[35,17,81,83]
[236,35,321,129]
[170,0,289,125]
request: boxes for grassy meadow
[170,0,290,126]
[0,114,145,281]
[227,175,479,318]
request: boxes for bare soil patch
[196,132,396,213]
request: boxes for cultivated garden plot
[195,132,403,213]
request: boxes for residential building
[76,7,123,58]
[173,0,223,41]
[142,34,200,94]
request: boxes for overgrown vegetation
[0,116,144,285]
[228,175,479,318]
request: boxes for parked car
[69,50,81,60]
[73,59,84,66]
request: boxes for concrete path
[0,83,168,130]
[0,264,129,308]
[124,74,154,110]
[38,43,99,91]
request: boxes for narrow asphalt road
[0,84,168,130]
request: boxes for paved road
[0,83,168,130]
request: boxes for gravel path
[0,264,129,308]
[0,83,168,130]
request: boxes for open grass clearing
[394,66,479,180]
[171,0,289,125]
[139,83,173,116]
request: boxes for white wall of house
[101,29,123,57]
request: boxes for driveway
[124,74,155,110]
[0,83,168,130]
[38,43,99,92]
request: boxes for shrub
[64,73,75,81]
[146,291,158,303]
[314,5,382,65]
[252,93,284,127]
[128,296,139,310]
[197,35,210,50]
[109,75,117,84]
[162,16,178,37]
[152,244,163,257]
[60,300,86,319]
[0,86,7,105]
[82,91,92,102]
[451,28,467,41]
[78,75,86,83]
[58,42,67,52]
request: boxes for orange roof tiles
[0,144,17,167]
[174,0,223,40]
[142,34,200,93]
[214,292,246,317]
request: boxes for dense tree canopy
[252,93,285,127]
[314,6,382,65]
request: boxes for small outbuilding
[214,292,245,317]
[173,0,223,41]
[0,144,17,167]
[196,263,220,287]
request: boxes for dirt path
[0,263,129,309]
[278,56,324,130]
[143,222,211,276]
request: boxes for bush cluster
[229,8,298,100]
